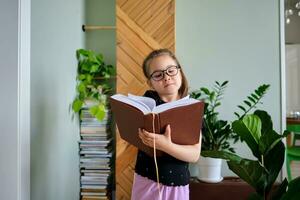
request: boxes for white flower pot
[197,156,223,183]
[189,163,199,177]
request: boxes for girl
[131,49,202,200]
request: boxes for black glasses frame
[149,65,181,81]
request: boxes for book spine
[154,114,163,156]
[144,113,161,134]
[143,114,163,156]
[155,114,160,134]
[144,114,154,133]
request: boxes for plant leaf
[72,99,83,113]
[244,100,252,107]
[227,160,267,195]
[269,178,288,200]
[90,64,99,73]
[264,141,285,194]
[76,49,89,60]
[232,116,261,158]
[221,80,229,87]
[78,74,86,80]
[86,74,93,83]
[89,104,106,121]
[280,176,300,200]
[234,112,240,118]
[201,150,239,160]
[89,105,98,116]
[247,193,263,200]
[200,87,210,95]
[258,129,283,155]
[248,96,256,103]
[238,105,246,112]
[215,102,221,107]
[78,82,86,93]
[209,91,216,101]
[251,93,259,100]
[98,53,103,61]
[253,110,273,136]
[242,115,262,143]
[95,104,106,121]
[81,61,91,72]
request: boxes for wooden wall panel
[116,0,175,199]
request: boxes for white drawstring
[152,113,161,199]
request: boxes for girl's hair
[142,49,189,98]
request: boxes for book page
[111,94,199,114]
[110,94,152,114]
[153,97,199,113]
[128,94,156,110]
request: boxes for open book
[110,94,205,156]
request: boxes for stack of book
[79,108,113,200]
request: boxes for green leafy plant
[72,49,115,121]
[190,81,269,153]
[234,84,271,120]
[202,109,300,199]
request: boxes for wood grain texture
[116,0,175,199]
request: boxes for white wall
[31,0,84,199]
[85,0,116,65]
[176,0,281,176]
[0,0,19,199]
[0,0,31,199]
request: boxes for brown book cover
[110,94,204,156]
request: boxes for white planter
[189,163,199,178]
[197,156,223,183]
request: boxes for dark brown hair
[142,49,189,97]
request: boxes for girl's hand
[139,126,201,162]
[138,124,172,151]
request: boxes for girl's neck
[159,93,180,103]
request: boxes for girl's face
[148,55,182,100]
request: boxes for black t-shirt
[134,90,190,186]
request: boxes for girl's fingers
[143,129,157,139]
[138,129,157,147]
[139,129,149,141]
[138,128,143,134]
[139,131,149,143]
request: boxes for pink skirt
[131,173,189,200]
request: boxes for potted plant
[203,109,300,199]
[71,49,116,198]
[72,48,115,120]
[190,81,269,182]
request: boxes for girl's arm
[138,125,202,163]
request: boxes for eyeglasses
[149,65,181,81]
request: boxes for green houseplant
[190,81,270,153]
[72,49,116,198]
[72,49,115,120]
[190,81,269,182]
[203,109,300,199]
